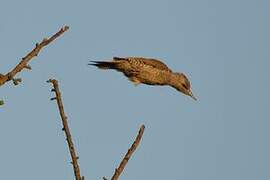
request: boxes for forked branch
[0,26,69,87]
[0,26,69,105]
[48,79,83,180]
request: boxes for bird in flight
[89,57,197,100]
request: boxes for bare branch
[0,26,69,87]
[111,125,145,180]
[48,79,83,180]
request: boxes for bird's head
[171,73,197,101]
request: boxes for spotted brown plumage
[89,57,197,100]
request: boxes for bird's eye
[182,84,188,89]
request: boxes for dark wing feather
[113,57,172,72]
[113,57,127,61]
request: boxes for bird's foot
[128,77,141,86]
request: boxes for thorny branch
[48,79,84,180]
[0,26,69,104]
[106,124,145,180]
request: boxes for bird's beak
[188,90,197,101]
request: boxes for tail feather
[88,61,117,69]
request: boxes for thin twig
[48,79,83,180]
[111,125,145,180]
[0,26,69,87]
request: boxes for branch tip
[12,78,22,86]
[24,65,32,70]
[50,97,57,101]
[110,124,145,180]
[62,25,70,31]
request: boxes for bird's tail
[88,61,118,70]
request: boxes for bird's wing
[113,57,172,72]
[141,58,172,71]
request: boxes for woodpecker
[89,57,197,100]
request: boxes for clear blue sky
[0,0,269,179]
